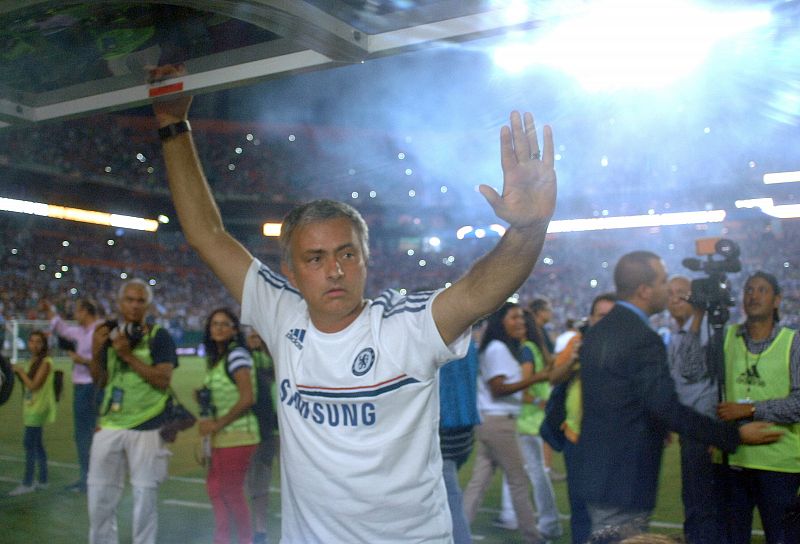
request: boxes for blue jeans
[716,465,800,544]
[443,459,472,544]
[499,434,562,537]
[679,436,719,544]
[74,383,102,485]
[23,426,47,486]
[564,440,591,544]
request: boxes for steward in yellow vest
[715,271,800,544]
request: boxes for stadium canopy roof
[0,0,542,129]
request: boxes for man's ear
[281,260,297,288]
[635,282,651,303]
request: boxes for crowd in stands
[0,112,752,220]
[0,114,446,209]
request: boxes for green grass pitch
[1,356,764,543]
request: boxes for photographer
[715,271,800,544]
[88,278,178,544]
[666,276,717,544]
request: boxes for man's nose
[327,259,343,279]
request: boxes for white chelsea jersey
[241,259,469,543]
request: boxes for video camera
[682,237,741,327]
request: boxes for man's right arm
[43,302,76,340]
[153,68,252,303]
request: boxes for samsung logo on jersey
[279,379,376,427]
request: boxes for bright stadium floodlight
[263,222,282,237]
[546,210,726,233]
[763,171,800,184]
[735,198,775,209]
[760,204,800,219]
[0,197,158,232]
[493,0,771,91]
[731,198,800,218]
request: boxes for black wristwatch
[158,120,191,141]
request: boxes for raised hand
[479,111,556,228]
[149,64,193,125]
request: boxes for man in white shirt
[152,64,556,543]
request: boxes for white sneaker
[8,484,36,496]
[35,482,49,490]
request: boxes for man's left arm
[433,111,556,345]
[112,328,176,391]
[720,333,800,424]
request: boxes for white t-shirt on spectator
[476,340,524,416]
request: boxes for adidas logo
[286,328,306,350]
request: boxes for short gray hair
[279,199,370,267]
[118,278,153,305]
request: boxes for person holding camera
[199,308,259,544]
[88,278,178,544]
[43,297,104,493]
[666,275,718,544]
[715,271,800,544]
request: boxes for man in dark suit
[574,250,781,538]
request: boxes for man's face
[743,276,780,322]
[667,278,693,322]
[75,305,89,326]
[645,259,670,315]
[119,284,149,324]
[284,217,367,332]
[589,299,615,326]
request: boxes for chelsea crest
[352,348,375,376]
